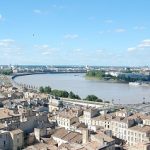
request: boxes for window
[124,130,126,135]
[142,134,145,138]
[139,133,141,137]
[128,136,130,140]
[17,136,20,143]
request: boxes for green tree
[51,89,69,98]
[86,70,106,79]
[75,95,81,100]
[44,86,51,94]
[85,95,98,101]
[62,90,69,98]
[96,99,103,102]
[0,69,13,75]
[69,91,81,99]
[39,86,44,93]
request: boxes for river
[14,73,150,104]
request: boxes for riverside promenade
[61,97,114,109]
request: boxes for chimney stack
[82,129,89,144]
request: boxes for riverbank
[85,76,127,83]
[12,72,127,84]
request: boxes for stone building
[0,129,24,150]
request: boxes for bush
[0,69,13,75]
[69,91,81,99]
[85,95,98,101]
[51,89,69,98]
[39,86,51,94]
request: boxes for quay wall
[11,71,86,79]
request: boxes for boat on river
[129,82,141,86]
[129,82,150,87]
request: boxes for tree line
[39,86,110,103]
[0,69,13,75]
[86,70,116,80]
[39,86,81,99]
[86,70,150,82]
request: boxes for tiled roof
[129,125,150,133]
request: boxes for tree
[39,86,44,93]
[85,95,98,101]
[86,70,106,79]
[0,69,13,75]
[51,89,69,98]
[97,99,103,102]
[69,91,81,99]
[75,95,81,100]
[62,91,69,98]
[69,91,74,99]
[44,86,51,94]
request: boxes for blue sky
[0,0,150,66]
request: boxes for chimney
[82,129,89,144]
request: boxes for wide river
[14,73,150,104]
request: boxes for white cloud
[52,4,65,9]
[41,51,51,55]
[105,19,113,24]
[106,30,111,33]
[138,39,150,48]
[0,39,23,58]
[33,9,42,14]
[0,14,2,20]
[64,34,79,39]
[115,28,126,33]
[73,48,82,52]
[127,47,136,52]
[88,16,96,21]
[96,49,104,53]
[98,31,104,34]
[98,28,126,35]
[35,44,58,56]
[133,26,146,30]
[0,14,5,21]
[127,39,150,52]
[39,44,49,49]
[0,39,15,47]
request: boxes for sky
[0,0,150,66]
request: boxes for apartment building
[91,115,112,130]
[111,116,135,139]
[143,116,150,126]
[55,109,79,130]
[79,108,99,125]
[0,129,24,150]
[126,125,150,146]
[128,142,150,150]
[78,108,150,147]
